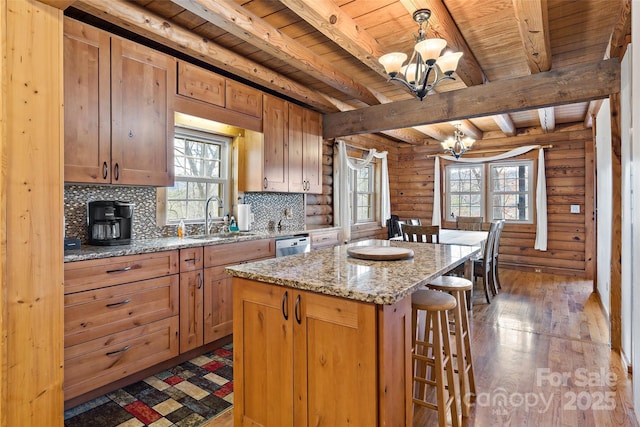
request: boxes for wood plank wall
[395,128,595,277]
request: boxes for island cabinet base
[232,278,412,427]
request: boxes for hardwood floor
[203,269,638,427]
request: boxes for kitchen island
[226,239,480,427]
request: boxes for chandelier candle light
[378,9,463,101]
[442,122,475,158]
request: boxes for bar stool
[426,276,476,417]
[411,289,461,427]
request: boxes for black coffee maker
[88,200,134,245]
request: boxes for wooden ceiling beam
[512,0,551,73]
[493,114,517,136]
[538,107,556,133]
[73,0,338,113]
[457,121,483,141]
[324,59,620,138]
[399,0,485,86]
[171,0,381,106]
[37,0,76,9]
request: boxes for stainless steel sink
[186,232,256,240]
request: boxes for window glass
[446,165,483,218]
[350,161,375,223]
[489,161,533,222]
[166,130,230,224]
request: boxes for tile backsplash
[64,185,305,243]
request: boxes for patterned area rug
[64,344,233,427]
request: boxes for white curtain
[432,145,548,251]
[334,140,390,242]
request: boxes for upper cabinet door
[303,109,323,194]
[111,38,175,186]
[262,94,289,192]
[63,19,111,183]
[287,103,305,193]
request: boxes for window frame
[488,160,534,223]
[442,157,536,225]
[349,159,377,225]
[444,164,485,220]
[165,127,232,225]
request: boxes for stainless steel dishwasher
[275,235,311,257]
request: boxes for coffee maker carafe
[88,201,134,245]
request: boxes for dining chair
[472,221,499,303]
[402,224,440,243]
[387,215,402,239]
[456,216,484,231]
[491,220,505,293]
[409,218,422,225]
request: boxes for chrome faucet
[205,195,224,235]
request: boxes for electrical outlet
[570,205,580,214]
[284,208,292,219]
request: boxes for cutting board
[347,246,414,261]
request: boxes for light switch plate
[570,205,580,214]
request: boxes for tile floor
[64,344,233,427]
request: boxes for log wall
[396,128,595,278]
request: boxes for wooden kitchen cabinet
[309,228,342,250]
[64,18,175,186]
[233,278,377,426]
[288,104,323,194]
[261,94,289,191]
[63,250,180,401]
[177,61,225,107]
[179,269,204,352]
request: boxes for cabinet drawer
[64,316,179,401]
[311,229,342,250]
[204,239,275,268]
[180,246,204,272]
[225,80,262,118]
[177,61,225,107]
[64,250,179,294]
[65,274,179,347]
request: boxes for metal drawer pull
[106,298,131,308]
[282,291,289,320]
[295,295,302,324]
[184,257,200,262]
[106,266,132,274]
[197,272,203,289]
[106,345,131,357]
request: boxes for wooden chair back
[402,225,440,243]
[492,220,505,260]
[456,216,484,231]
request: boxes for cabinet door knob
[294,295,302,324]
[263,177,268,189]
[281,291,289,320]
[128,130,133,138]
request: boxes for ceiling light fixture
[441,122,475,158]
[378,9,462,101]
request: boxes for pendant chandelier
[378,9,463,101]
[441,122,475,158]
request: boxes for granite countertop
[225,239,480,305]
[63,226,341,263]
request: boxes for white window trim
[444,164,485,221]
[350,161,376,224]
[488,160,534,224]
[162,127,232,226]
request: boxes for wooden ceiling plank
[493,114,517,136]
[538,107,556,133]
[279,0,388,76]
[457,121,483,140]
[37,0,75,9]
[607,0,630,60]
[73,0,338,113]
[323,59,620,138]
[512,0,552,73]
[171,0,382,106]
[398,0,486,86]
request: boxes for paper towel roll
[237,204,251,231]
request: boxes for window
[350,161,375,224]
[444,160,534,223]
[166,129,231,224]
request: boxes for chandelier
[378,9,463,101]
[441,122,475,158]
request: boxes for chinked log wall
[305,135,398,242]
[394,127,595,278]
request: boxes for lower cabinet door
[203,266,233,344]
[294,290,378,427]
[179,270,204,352]
[233,279,294,427]
[64,316,179,400]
